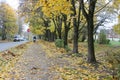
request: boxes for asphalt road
[0,41,28,52]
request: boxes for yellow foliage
[112,0,120,8]
[48,26,55,32]
[0,3,18,36]
[113,24,120,34]
[31,26,45,35]
[35,0,72,18]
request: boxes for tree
[81,0,97,63]
[112,0,120,23]
[113,23,120,34]
[18,0,45,37]
[0,2,18,40]
[62,14,71,47]
[18,0,33,36]
[94,0,114,35]
[97,29,109,44]
[112,0,120,35]
[112,0,120,10]
[36,0,72,45]
[71,0,82,53]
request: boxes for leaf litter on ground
[0,40,119,80]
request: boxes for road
[0,41,28,52]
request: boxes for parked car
[19,37,26,41]
[13,36,20,42]
[13,35,25,42]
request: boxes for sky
[6,0,19,10]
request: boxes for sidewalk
[5,43,62,80]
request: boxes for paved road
[0,41,28,52]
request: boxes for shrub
[55,39,64,48]
[65,46,71,52]
[106,39,110,44]
[97,30,110,44]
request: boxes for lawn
[109,40,120,46]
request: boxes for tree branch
[80,0,88,20]
[95,0,112,14]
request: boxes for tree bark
[57,27,62,39]
[52,16,62,39]
[87,18,96,63]
[2,26,6,40]
[71,0,82,53]
[63,14,71,47]
[87,0,97,63]
[50,32,55,42]
[57,16,62,39]
[71,0,80,53]
[81,33,86,42]
[43,19,50,41]
[64,32,68,46]
[81,0,97,63]
[73,18,79,53]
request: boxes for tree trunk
[64,26,69,47]
[87,19,96,63]
[44,19,50,41]
[52,17,62,39]
[2,33,6,40]
[81,33,86,42]
[81,0,97,63]
[47,30,51,41]
[57,27,62,39]
[87,0,97,63]
[44,28,48,41]
[54,28,57,40]
[63,14,70,47]
[57,16,62,39]
[73,18,79,53]
[50,32,55,42]
[71,0,80,53]
[2,26,6,40]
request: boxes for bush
[106,39,110,44]
[65,46,71,52]
[55,39,64,48]
[97,30,110,44]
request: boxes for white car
[13,35,25,42]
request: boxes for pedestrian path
[6,43,61,80]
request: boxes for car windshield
[14,35,20,38]
[14,36,18,38]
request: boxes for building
[106,29,120,41]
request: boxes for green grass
[94,41,120,53]
[109,41,120,46]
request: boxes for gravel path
[7,43,62,80]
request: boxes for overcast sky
[6,0,19,10]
